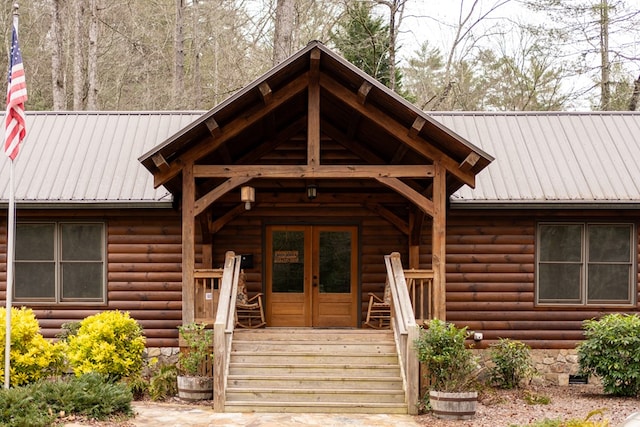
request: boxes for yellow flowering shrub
[0,307,63,386]
[65,310,145,380]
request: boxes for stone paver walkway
[127,402,420,427]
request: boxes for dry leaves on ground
[416,385,640,427]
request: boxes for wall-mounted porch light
[241,186,255,210]
[306,184,318,200]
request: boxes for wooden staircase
[224,328,408,413]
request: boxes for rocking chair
[364,280,391,329]
[235,270,266,329]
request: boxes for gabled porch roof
[139,41,493,200]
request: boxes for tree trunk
[73,0,87,110]
[86,0,98,110]
[49,0,66,110]
[173,0,185,107]
[273,0,294,66]
[599,0,611,110]
[629,74,640,111]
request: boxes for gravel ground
[416,385,640,426]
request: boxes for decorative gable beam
[258,82,273,104]
[319,74,475,188]
[151,153,169,172]
[459,152,480,172]
[409,116,426,138]
[153,72,310,188]
[308,48,321,167]
[205,116,222,138]
[357,81,373,104]
[375,177,435,217]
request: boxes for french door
[265,225,358,327]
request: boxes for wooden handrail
[213,251,242,412]
[385,252,420,416]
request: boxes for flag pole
[4,3,20,390]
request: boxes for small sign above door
[274,250,299,263]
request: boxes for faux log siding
[444,211,640,350]
[107,217,187,347]
[2,210,188,348]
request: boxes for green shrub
[65,310,146,380]
[577,313,640,397]
[488,338,535,389]
[0,373,132,426]
[0,307,63,386]
[177,322,213,376]
[414,319,478,392]
[149,363,178,400]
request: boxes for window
[536,223,635,305]
[14,222,105,303]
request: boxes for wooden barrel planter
[429,390,478,420]
[177,375,213,401]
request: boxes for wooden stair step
[225,387,406,403]
[227,375,403,389]
[224,401,408,414]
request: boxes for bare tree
[173,0,185,106]
[86,0,98,109]
[374,0,407,91]
[273,0,294,65]
[73,0,87,109]
[48,0,66,110]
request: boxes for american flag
[4,26,27,160]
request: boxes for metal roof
[0,111,203,207]
[432,112,640,208]
[3,111,640,208]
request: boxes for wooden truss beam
[193,164,434,179]
[319,74,475,188]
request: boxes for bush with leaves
[414,319,478,392]
[0,307,63,386]
[0,373,132,427]
[177,322,213,376]
[65,310,146,381]
[577,313,640,397]
[488,338,535,389]
[149,363,178,400]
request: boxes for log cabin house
[2,42,639,412]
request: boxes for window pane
[538,263,581,301]
[14,262,55,299]
[61,224,103,261]
[16,224,54,260]
[319,231,351,293]
[588,264,631,302]
[61,263,104,299]
[539,224,582,262]
[272,231,304,293]
[588,225,632,262]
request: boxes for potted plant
[176,322,214,400]
[414,319,479,420]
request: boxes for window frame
[535,221,636,307]
[13,221,107,305]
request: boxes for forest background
[2,0,639,113]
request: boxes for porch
[191,251,432,414]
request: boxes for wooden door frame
[264,223,361,327]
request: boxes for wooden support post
[182,162,196,324]
[308,48,321,167]
[432,161,446,321]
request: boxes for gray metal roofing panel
[0,112,203,204]
[431,112,640,204]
